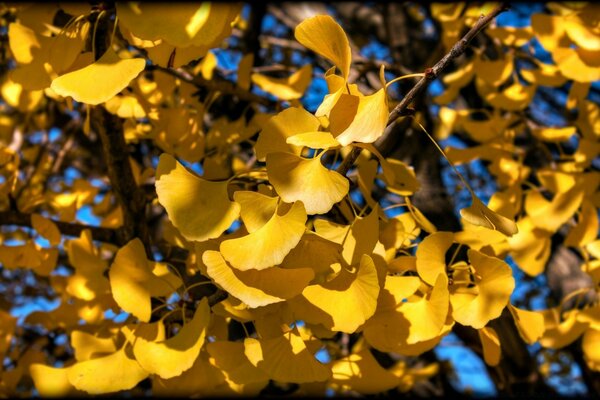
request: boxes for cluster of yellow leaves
[432,2,600,373]
[2,1,599,397]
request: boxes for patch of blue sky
[63,166,82,185]
[541,351,588,396]
[496,3,545,28]
[76,205,101,226]
[27,131,46,145]
[302,73,328,113]
[505,255,550,311]
[179,158,204,176]
[435,333,497,397]
[11,296,60,323]
[360,39,391,62]
[315,347,331,364]
[104,308,130,323]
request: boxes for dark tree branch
[0,210,118,243]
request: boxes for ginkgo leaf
[507,217,551,277]
[286,131,340,149]
[220,201,306,271]
[152,352,226,397]
[30,364,75,397]
[109,238,182,322]
[207,341,270,386]
[117,3,240,48]
[401,273,449,344]
[244,329,331,383]
[233,191,279,233]
[330,348,399,394]
[330,89,389,146]
[71,330,118,362]
[251,64,313,100]
[478,327,501,366]
[31,214,61,246]
[295,15,351,79]
[460,196,518,236]
[416,232,454,286]
[565,199,599,248]
[133,298,210,379]
[51,48,146,105]
[380,158,420,196]
[67,346,149,394]
[299,255,379,333]
[528,185,585,233]
[202,250,314,308]
[254,107,320,161]
[582,327,600,371]
[267,152,349,215]
[531,126,577,142]
[155,153,240,242]
[539,308,589,349]
[450,250,515,329]
[8,22,40,64]
[280,231,343,279]
[508,304,545,344]
[314,206,379,266]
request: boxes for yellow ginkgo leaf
[531,126,577,142]
[206,341,270,386]
[474,53,513,87]
[528,185,585,233]
[299,255,379,333]
[294,15,351,79]
[507,217,551,277]
[67,346,149,394]
[237,53,253,90]
[133,298,210,379]
[553,47,600,83]
[30,364,75,397]
[51,48,145,105]
[71,330,118,362]
[416,232,454,286]
[330,347,399,394]
[155,153,240,242]
[460,196,518,236]
[280,231,343,279]
[251,64,313,100]
[117,3,240,48]
[508,304,545,344]
[244,329,331,383]
[314,206,379,266]
[401,273,449,344]
[8,22,40,64]
[233,191,279,233]
[478,326,501,366]
[267,152,349,215]
[582,327,600,371]
[220,201,306,271]
[254,107,321,161]
[152,352,226,397]
[380,158,420,196]
[539,308,589,349]
[286,131,340,149]
[109,238,182,322]
[31,214,61,246]
[565,199,599,248]
[254,107,320,161]
[202,250,314,308]
[104,95,147,119]
[450,250,515,329]
[330,89,389,146]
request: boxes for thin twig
[336,3,510,176]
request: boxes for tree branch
[336,3,510,176]
[0,210,118,243]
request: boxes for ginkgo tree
[0,1,599,397]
